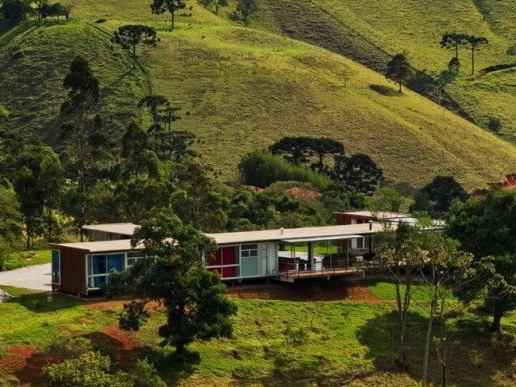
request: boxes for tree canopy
[385,53,412,93]
[446,190,516,332]
[105,215,237,357]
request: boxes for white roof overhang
[281,234,364,243]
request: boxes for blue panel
[107,254,124,272]
[92,256,106,274]
[51,250,60,283]
[94,276,107,288]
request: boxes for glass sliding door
[87,253,125,289]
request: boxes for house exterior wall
[52,246,87,295]
[206,242,277,280]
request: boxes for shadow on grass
[357,309,516,386]
[8,292,80,312]
[369,84,401,96]
[231,349,375,386]
[135,346,199,385]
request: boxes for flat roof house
[50,218,392,296]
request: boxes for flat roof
[334,211,411,219]
[51,223,390,253]
[82,223,139,236]
[205,223,385,245]
[49,239,138,253]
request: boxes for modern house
[50,215,397,296]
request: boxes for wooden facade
[52,246,87,296]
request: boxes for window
[240,244,258,258]
[126,251,145,268]
[87,253,124,289]
[51,250,60,284]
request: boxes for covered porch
[277,234,372,282]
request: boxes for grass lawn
[2,250,51,270]
[0,281,514,386]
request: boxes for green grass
[0,291,111,348]
[253,0,516,140]
[2,250,51,270]
[1,1,515,189]
[0,282,514,385]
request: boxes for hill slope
[0,1,515,190]
[251,0,516,141]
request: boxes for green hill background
[0,0,515,189]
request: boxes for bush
[47,336,92,362]
[43,351,125,387]
[239,150,332,190]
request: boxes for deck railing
[278,254,365,279]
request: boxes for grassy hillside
[253,0,516,141]
[0,20,148,141]
[1,0,515,189]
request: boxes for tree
[465,35,488,76]
[170,157,230,232]
[38,151,65,242]
[374,222,427,370]
[235,0,257,23]
[333,153,384,195]
[411,175,469,218]
[0,0,31,24]
[385,53,412,93]
[446,190,516,332]
[0,181,23,268]
[59,56,102,236]
[269,136,344,172]
[440,33,468,64]
[112,25,157,58]
[137,95,181,133]
[150,0,186,30]
[198,0,228,14]
[487,116,501,133]
[416,232,474,386]
[105,215,237,358]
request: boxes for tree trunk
[422,305,434,386]
[471,46,475,76]
[491,307,503,333]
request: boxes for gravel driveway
[0,263,52,291]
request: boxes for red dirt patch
[0,345,55,384]
[86,326,140,364]
[226,279,383,303]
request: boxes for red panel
[222,246,236,265]
[223,267,236,278]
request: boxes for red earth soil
[226,279,383,303]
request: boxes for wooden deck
[277,267,364,282]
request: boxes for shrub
[239,150,332,190]
[43,351,126,387]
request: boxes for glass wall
[86,252,144,289]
